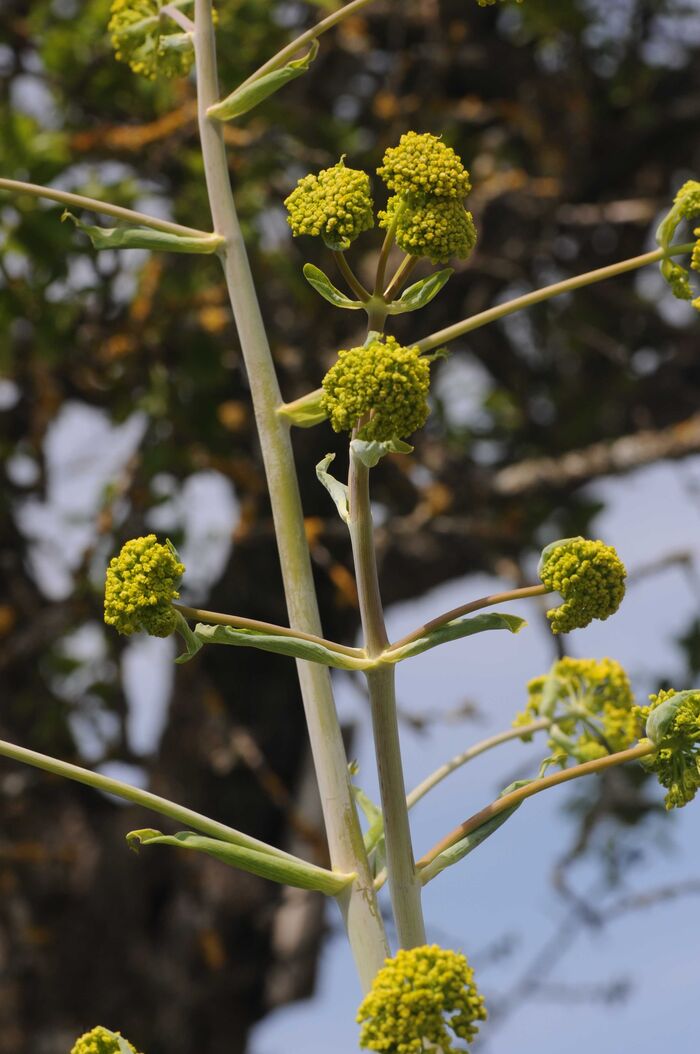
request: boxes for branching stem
[174,603,366,658]
[333,250,371,301]
[0,177,210,238]
[236,0,381,91]
[416,244,696,353]
[384,255,418,302]
[417,740,654,869]
[388,584,548,652]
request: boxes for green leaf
[385,612,526,664]
[278,387,328,428]
[208,40,320,121]
[537,536,579,578]
[302,263,364,309]
[61,211,223,254]
[127,828,353,895]
[116,1037,135,1054]
[194,621,370,671]
[388,268,454,314]
[316,453,350,522]
[350,437,413,468]
[646,690,698,746]
[419,780,531,884]
[174,611,204,664]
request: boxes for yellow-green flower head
[378,132,471,202]
[104,535,184,638]
[636,688,700,809]
[538,537,626,634]
[284,159,374,251]
[514,657,639,764]
[656,180,700,310]
[109,0,195,80]
[322,336,431,441]
[357,945,487,1054]
[70,1025,141,1054]
[379,195,477,264]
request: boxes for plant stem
[387,584,547,652]
[193,0,387,990]
[235,0,381,91]
[333,250,371,301]
[384,255,418,302]
[0,737,301,863]
[0,177,209,238]
[161,2,195,32]
[417,740,654,869]
[348,446,426,948]
[415,244,696,354]
[406,718,551,811]
[174,603,366,659]
[373,216,396,296]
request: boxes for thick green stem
[0,177,209,238]
[235,0,381,91]
[348,449,426,948]
[415,244,696,354]
[194,0,387,989]
[417,740,655,869]
[387,584,548,652]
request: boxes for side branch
[387,584,547,652]
[417,741,654,869]
[0,177,211,238]
[415,244,695,354]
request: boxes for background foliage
[1,1,700,1051]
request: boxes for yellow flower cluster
[284,160,374,250]
[104,535,184,638]
[109,0,195,80]
[70,1026,141,1054]
[357,945,487,1054]
[377,132,476,263]
[514,657,640,765]
[322,336,431,441]
[378,132,471,201]
[538,537,626,634]
[636,689,700,809]
[658,180,700,310]
[380,196,477,264]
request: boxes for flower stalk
[193,0,387,989]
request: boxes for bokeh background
[2,1,700,1052]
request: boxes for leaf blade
[303,263,364,309]
[194,621,370,671]
[208,41,319,121]
[388,268,454,314]
[61,211,223,253]
[385,612,527,664]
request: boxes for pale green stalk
[388,584,547,652]
[348,447,426,948]
[232,0,381,94]
[174,602,367,659]
[416,244,696,354]
[417,740,654,869]
[193,0,387,990]
[0,177,209,238]
[0,737,300,863]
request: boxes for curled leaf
[303,263,364,309]
[127,828,354,895]
[350,437,413,468]
[194,621,371,671]
[388,268,454,314]
[208,40,319,121]
[385,612,526,664]
[316,452,350,522]
[62,211,222,253]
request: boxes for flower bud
[377,131,471,202]
[636,689,700,809]
[104,534,184,638]
[284,159,374,250]
[538,537,626,634]
[357,945,487,1054]
[70,1026,141,1054]
[322,336,430,441]
[380,195,477,263]
[109,0,195,80]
